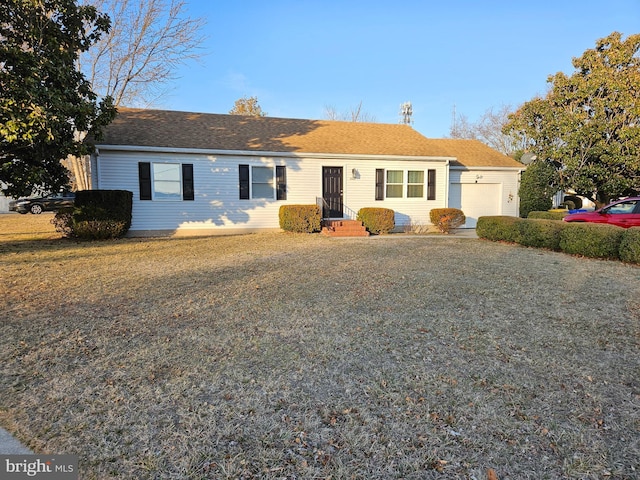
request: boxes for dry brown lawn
[0,213,638,479]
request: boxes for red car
[563,197,640,228]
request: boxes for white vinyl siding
[95,149,466,233]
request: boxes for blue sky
[163,0,639,138]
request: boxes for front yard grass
[0,214,638,479]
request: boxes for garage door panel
[449,183,500,228]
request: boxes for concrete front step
[321,220,370,237]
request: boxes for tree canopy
[229,96,267,117]
[503,32,640,206]
[1,0,116,198]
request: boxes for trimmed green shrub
[528,211,568,220]
[476,216,522,243]
[559,223,624,259]
[75,190,133,231]
[72,219,128,240]
[429,208,466,234]
[52,190,133,239]
[279,204,321,233]
[357,207,395,234]
[619,227,640,264]
[517,218,564,250]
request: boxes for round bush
[357,208,395,234]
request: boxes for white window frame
[386,170,404,198]
[250,165,276,199]
[385,169,425,199]
[152,163,182,201]
[407,170,424,198]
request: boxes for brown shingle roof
[97,108,523,168]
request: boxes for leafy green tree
[518,159,558,217]
[504,32,640,207]
[0,0,116,198]
[229,96,267,117]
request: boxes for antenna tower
[399,102,413,125]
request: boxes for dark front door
[322,166,343,218]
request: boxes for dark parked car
[9,192,76,214]
[563,196,640,228]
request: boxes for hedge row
[528,210,568,220]
[476,216,640,263]
[52,190,133,240]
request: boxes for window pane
[407,185,424,198]
[154,181,182,199]
[387,170,403,184]
[252,183,274,199]
[253,166,274,184]
[153,163,180,181]
[252,166,274,199]
[386,185,403,198]
[408,170,424,184]
[153,163,181,200]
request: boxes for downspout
[444,158,450,208]
[91,148,100,190]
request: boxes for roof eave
[450,165,525,171]
[94,144,455,162]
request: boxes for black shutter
[427,169,436,200]
[375,168,384,200]
[182,164,194,201]
[276,166,287,200]
[139,162,152,200]
[239,164,250,199]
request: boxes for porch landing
[321,219,370,237]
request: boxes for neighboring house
[0,183,11,213]
[90,108,524,235]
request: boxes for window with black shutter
[239,164,250,199]
[276,165,287,200]
[375,168,384,200]
[139,162,194,201]
[139,162,152,200]
[182,164,194,201]
[427,169,436,200]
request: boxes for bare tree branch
[79,0,207,107]
[323,101,377,122]
[449,104,524,155]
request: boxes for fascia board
[94,144,454,163]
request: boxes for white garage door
[449,183,500,228]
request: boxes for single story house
[90,108,524,235]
